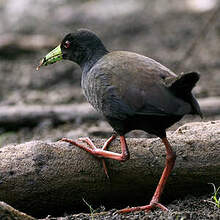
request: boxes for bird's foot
[78,137,96,148]
[60,135,117,178]
[60,137,100,152]
[78,137,110,178]
[118,202,168,213]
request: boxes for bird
[37,29,202,213]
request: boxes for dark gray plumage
[39,29,202,212]
[60,29,201,137]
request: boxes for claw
[102,159,110,180]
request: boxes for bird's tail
[169,72,203,118]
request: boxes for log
[0,34,58,52]
[0,103,98,130]
[0,97,220,129]
[198,96,220,116]
[0,202,36,220]
[0,120,219,217]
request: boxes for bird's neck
[80,48,109,73]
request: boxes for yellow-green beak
[36,44,63,70]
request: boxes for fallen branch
[0,97,219,129]
[0,34,58,52]
[198,96,220,116]
[0,202,35,220]
[0,120,219,217]
[0,103,98,129]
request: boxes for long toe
[60,137,77,144]
[59,137,96,151]
[60,138,87,148]
[118,202,168,213]
[59,136,129,178]
[59,137,110,178]
[78,137,96,149]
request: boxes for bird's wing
[119,82,191,117]
[96,51,191,120]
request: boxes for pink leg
[102,134,117,150]
[78,134,116,151]
[61,135,130,177]
[61,135,129,161]
[78,135,117,178]
[102,135,117,178]
[119,137,176,213]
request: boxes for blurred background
[0,0,219,145]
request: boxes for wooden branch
[0,120,219,217]
[198,96,220,116]
[0,97,219,129]
[0,202,35,220]
[0,34,58,52]
[0,103,98,129]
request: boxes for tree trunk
[0,120,219,217]
[0,202,36,220]
[0,97,219,129]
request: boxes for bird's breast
[81,69,108,114]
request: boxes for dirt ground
[0,0,220,219]
[42,194,220,220]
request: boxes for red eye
[63,40,70,49]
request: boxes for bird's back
[81,51,199,136]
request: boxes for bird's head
[37,29,107,70]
